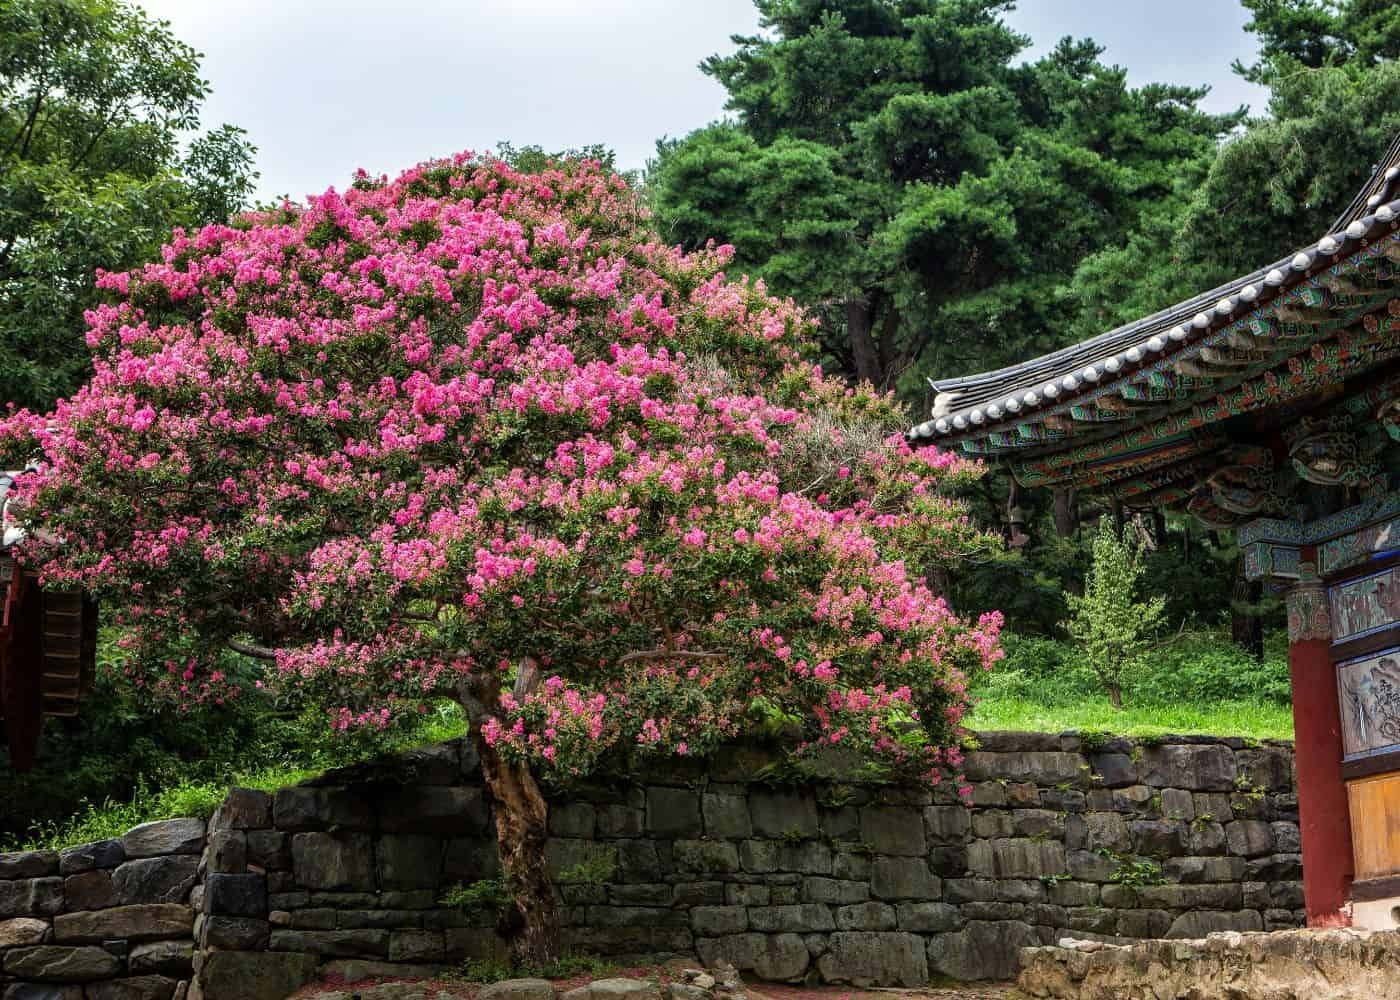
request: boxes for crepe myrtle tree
[0,153,1002,962]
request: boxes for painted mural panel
[1329,567,1400,644]
[1338,646,1400,758]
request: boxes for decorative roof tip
[915,132,1400,444]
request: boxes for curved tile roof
[911,134,1400,445]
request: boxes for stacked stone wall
[0,817,204,998]
[1,731,1303,998]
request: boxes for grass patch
[7,704,470,853]
[968,693,1293,740]
[455,954,615,984]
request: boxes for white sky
[137,0,1270,204]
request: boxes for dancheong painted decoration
[911,135,1400,932]
[0,472,98,772]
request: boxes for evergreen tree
[648,0,1239,397]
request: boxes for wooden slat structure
[0,474,97,771]
[911,135,1400,930]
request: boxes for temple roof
[908,134,1400,527]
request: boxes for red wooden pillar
[1287,555,1352,926]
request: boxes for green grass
[7,705,471,853]
[968,693,1293,740]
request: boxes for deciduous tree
[0,0,257,409]
[0,153,1001,962]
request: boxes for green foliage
[556,848,619,886]
[0,0,257,409]
[967,628,1293,740]
[1,631,467,850]
[456,953,613,985]
[1063,520,1166,709]
[1068,0,1400,341]
[649,0,1238,394]
[1108,855,1166,888]
[442,878,515,915]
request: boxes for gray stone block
[62,870,115,911]
[748,904,835,933]
[1130,819,1186,856]
[1067,849,1118,882]
[835,902,896,931]
[377,786,486,835]
[85,976,179,1000]
[966,838,1066,878]
[57,840,124,876]
[749,790,818,839]
[377,834,443,890]
[1139,745,1237,791]
[672,839,739,873]
[819,931,928,986]
[389,929,446,962]
[267,928,390,957]
[291,833,374,890]
[53,904,192,943]
[800,878,867,905]
[129,940,194,976]
[120,820,205,858]
[594,805,645,839]
[114,855,199,905]
[927,919,1039,981]
[202,873,266,917]
[196,950,319,1000]
[895,901,960,932]
[752,933,810,981]
[1226,820,1274,857]
[548,803,596,839]
[1165,909,1262,938]
[0,878,64,918]
[870,856,940,900]
[201,915,270,950]
[858,807,925,856]
[671,882,724,906]
[963,751,1084,786]
[646,787,701,838]
[206,830,247,875]
[0,853,58,880]
[211,788,272,830]
[923,806,970,844]
[2,946,120,982]
[777,841,831,874]
[245,830,290,870]
[702,793,751,839]
[1090,753,1137,787]
[690,905,747,936]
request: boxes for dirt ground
[293,960,1021,1000]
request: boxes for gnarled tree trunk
[459,666,558,966]
[474,731,558,966]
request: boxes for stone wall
[1018,928,1400,999]
[2,731,1303,998]
[0,816,204,999]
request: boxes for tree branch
[617,648,725,665]
[227,638,279,660]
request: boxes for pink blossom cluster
[0,151,999,787]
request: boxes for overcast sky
[137,1,1270,205]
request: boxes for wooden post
[1286,557,1353,926]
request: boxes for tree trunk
[1109,680,1123,710]
[458,667,558,966]
[473,731,559,966]
[846,298,882,386]
[1052,487,1077,539]
[1231,557,1264,661]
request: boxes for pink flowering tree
[0,153,1002,962]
